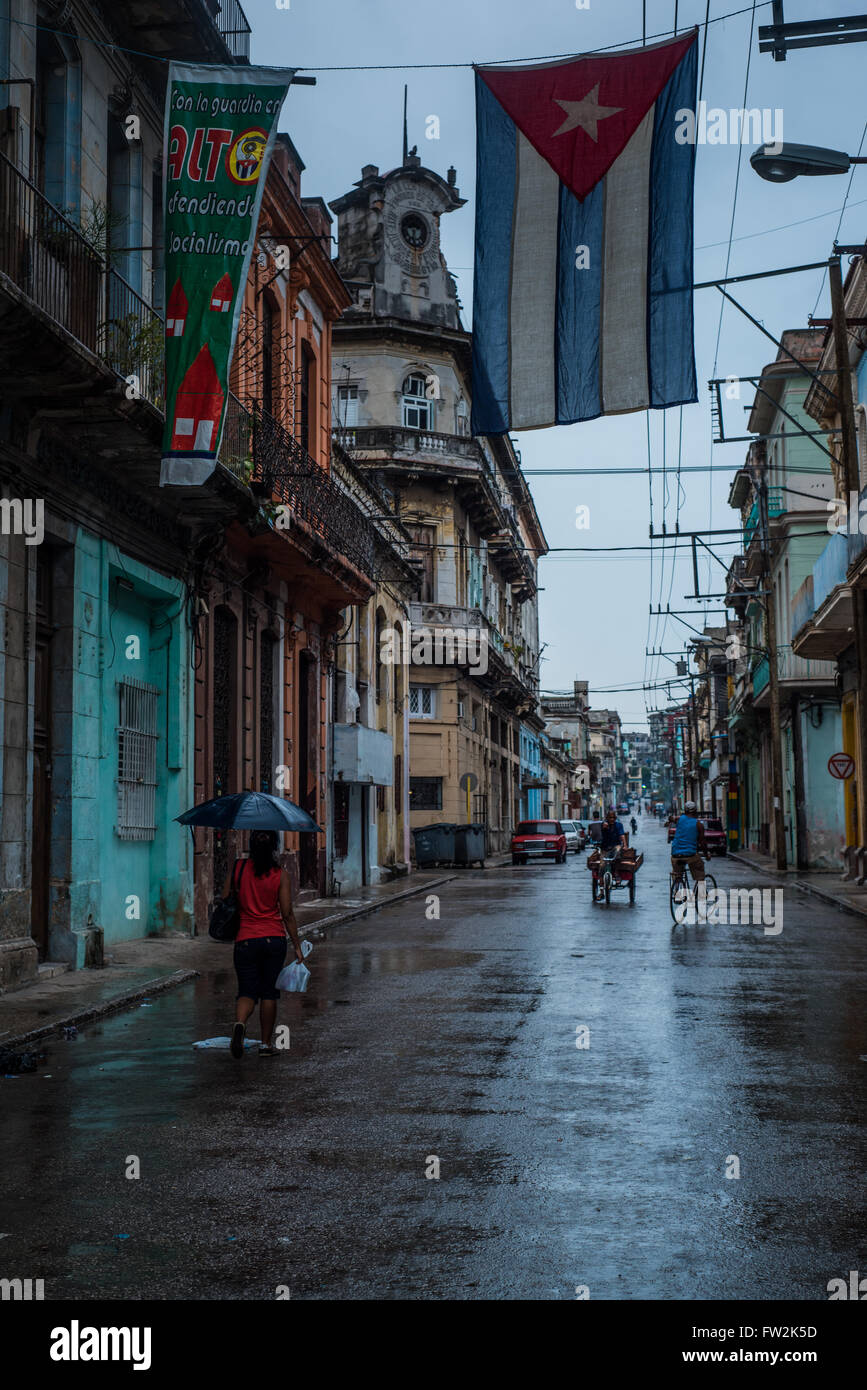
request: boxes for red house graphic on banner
[166,279,188,337]
[170,344,224,453]
[210,272,233,312]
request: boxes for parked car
[700,816,727,855]
[560,820,584,854]
[511,820,567,865]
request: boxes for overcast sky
[244,0,867,729]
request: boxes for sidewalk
[727,847,867,921]
[0,867,471,1049]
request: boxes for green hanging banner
[159,62,296,487]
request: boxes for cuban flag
[472,31,699,435]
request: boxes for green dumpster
[412,823,457,867]
[454,823,486,867]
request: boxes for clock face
[401,213,429,250]
[385,190,441,275]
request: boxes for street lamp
[750,142,867,182]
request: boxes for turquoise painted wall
[64,532,193,958]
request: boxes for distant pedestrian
[223,829,305,1058]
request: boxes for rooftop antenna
[403,84,408,163]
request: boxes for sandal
[230,1022,246,1058]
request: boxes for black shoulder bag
[208,858,245,942]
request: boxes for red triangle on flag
[477,30,698,202]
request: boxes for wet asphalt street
[2,816,867,1302]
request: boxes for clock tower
[329,150,465,329]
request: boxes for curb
[299,873,458,932]
[2,871,468,1050]
[727,851,867,921]
[3,968,200,1051]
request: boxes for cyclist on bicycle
[670,803,707,885]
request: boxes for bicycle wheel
[670,871,690,923]
[604,872,612,905]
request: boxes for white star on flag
[552,84,624,141]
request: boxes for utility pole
[829,253,867,847]
[756,462,788,870]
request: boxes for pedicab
[588,843,644,906]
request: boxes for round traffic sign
[459,772,479,792]
[828,752,855,780]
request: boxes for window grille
[117,677,159,840]
[410,777,442,811]
[409,685,434,717]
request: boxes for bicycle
[669,858,717,924]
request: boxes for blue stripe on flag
[471,73,516,435]
[647,41,698,408]
[556,180,604,423]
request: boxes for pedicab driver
[670,803,707,883]
[600,809,628,850]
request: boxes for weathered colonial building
[0,0,251,987]
[0,0,391,990]
[328,441,419,889]
[187,133,383,917]
[330,151,547,855]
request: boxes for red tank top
[235,862,284,940]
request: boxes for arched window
[402,372,431,430]
[300,340,316,456]
[262,292,277,417]
[375,607,389,712]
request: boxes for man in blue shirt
[600,809,627,850]
[671,802,707,882]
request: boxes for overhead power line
[13,4,774,70]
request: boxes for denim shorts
[233,936,287,1002]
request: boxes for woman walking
[223,829,305,1058]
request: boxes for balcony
[791,531,852,659]
[751,644,837,708]
[112,0,251,63]
[335,424,534,595]
[743,488,783,548]
[0,151,164,410]
[335,425,479,464]
[407,600,536,709]
[221,399,378,588]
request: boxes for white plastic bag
[276,939,312,993]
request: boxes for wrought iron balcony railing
[211,0,252,60]
[0,151,164,408]
[222,398,377,580]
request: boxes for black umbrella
[176,790,321,833]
